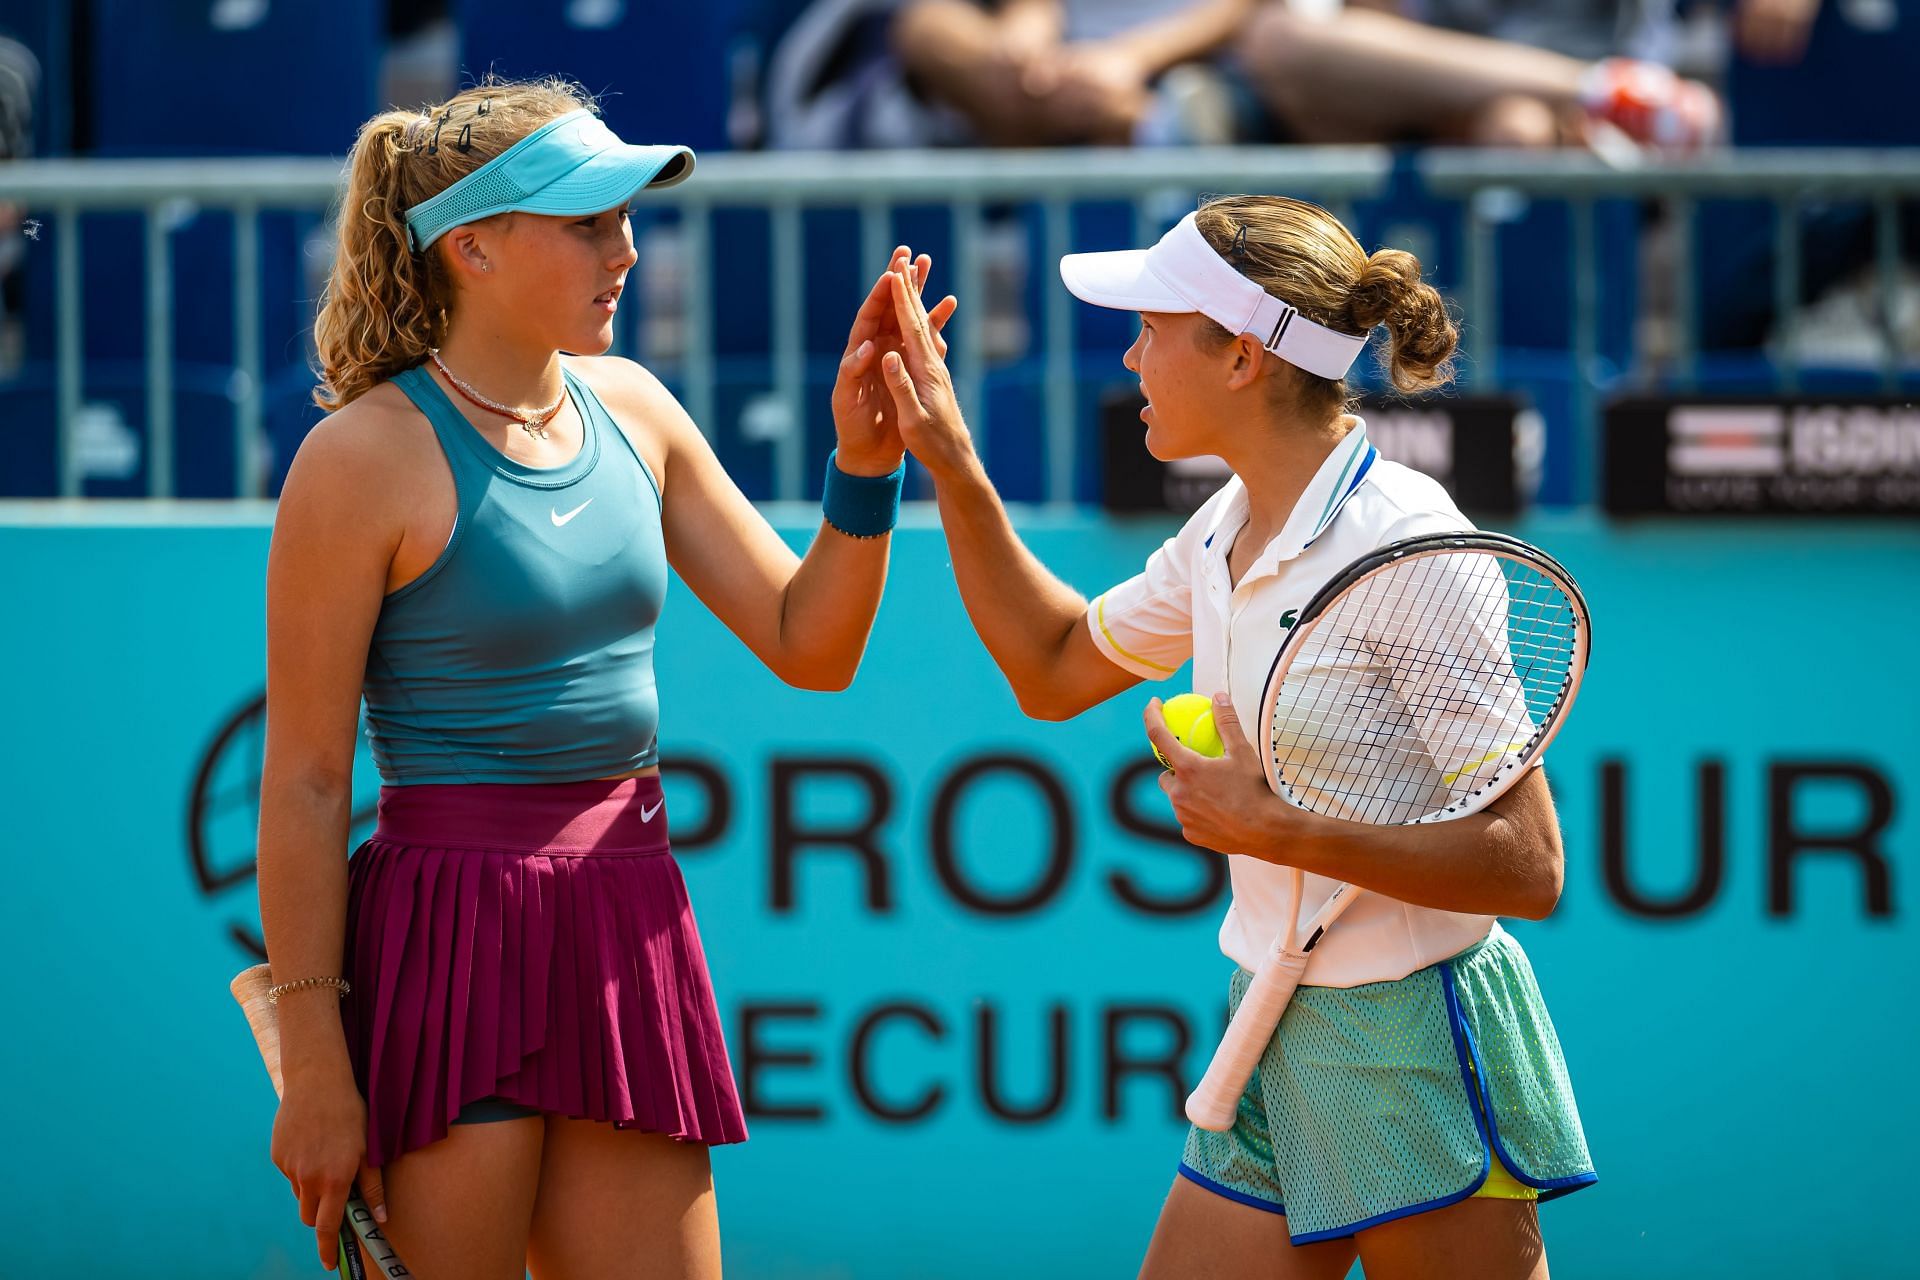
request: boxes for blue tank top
[362,363,667,785]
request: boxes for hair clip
[475,97,493,117]
[425,108,454,156]
[454,122,474,153]
[1230,224,1249,260]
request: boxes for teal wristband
[822,450,905,538]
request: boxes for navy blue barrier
[1729,0,1920,148]
[15,206,324,497]
[1697,0,1920,359]
[87,0,381,156]
[0,370,56,496]
[0,0,70,156]
[2,508,1916,1278]
[21,0,371,498]
[698,182,1637,509]
[456,0,751,154]
[1348,161,1638,507]
[702,199,1190,505]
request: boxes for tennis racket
[1185,531,1591,1131]
[231,965,409,1279]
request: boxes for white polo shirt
[1087,423,1500,987]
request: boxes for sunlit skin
[262,188,959,1275]
[411,209,955,802]
[1123,308,1354,478]
[428,203,641,427]
[1126,310,1248,462]
[876,248,1565,1280]
[1120,309,1353,535]
[879,268,1559,909]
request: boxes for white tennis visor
[1058,212,1370,381]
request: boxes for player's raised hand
[833,247,957,474]
[879,258,975,482]
[1735,0,1819,65]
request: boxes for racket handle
[338,1224,369,1280]
[231,964,286,1096]
[1185,951,1309,1131]
[232,965,409,1280]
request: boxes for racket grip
[231,964,286,1096]
[1184,953,1309,1131]
[232,965,408,1279]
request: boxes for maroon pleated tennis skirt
[341,777,749,1168]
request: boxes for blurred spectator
[1727,0,1821,65]
[381,0,458,108]
[1694,0,1919,361]
[0,34,37,376]
[766,0,1719,155]
[889,0,1257,145]
[1237,0,1719,153]
[765,0,1260,149]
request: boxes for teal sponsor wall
[2,508,1914,1278]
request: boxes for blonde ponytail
[310,77,596,410]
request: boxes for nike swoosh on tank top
[362,364,667,785]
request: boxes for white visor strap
[1147,214,1370,381]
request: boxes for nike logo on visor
[551,498,593,526]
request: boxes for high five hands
[832,247,959,476]
[874,253,981,484]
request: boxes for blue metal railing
[3,147,1916,505]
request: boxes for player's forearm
[256,772,359,1086]
[1109,0,1255,77]
[893,0,1050,146]
[928,454,1090,712]
[1267,800,1564,920]
[776,529,891,690]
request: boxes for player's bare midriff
[599,765,662,781]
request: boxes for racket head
[1258,532,1590,826]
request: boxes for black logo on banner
[1098,390,1531,516]
[1604,397,1920,515]
[184,708,1899,1126]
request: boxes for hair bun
[1350,248,1457,394]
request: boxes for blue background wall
[2,509,1915,1278]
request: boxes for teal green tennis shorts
[1180,924,1596,1243]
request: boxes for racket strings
[1268,551,1582,824]
[1313,561,1564,817]
[1275,556,1522,818]
[1296,562,1567,817]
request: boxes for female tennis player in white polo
[874,195,1593,1277]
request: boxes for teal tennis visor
[404,108,695,251]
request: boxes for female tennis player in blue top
[873,195,1593,1278]
[255,77,954,1278]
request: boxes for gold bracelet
[266,976,352,1004]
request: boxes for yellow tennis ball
[1154,693,1226,767]
[1185,708,1224,758]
